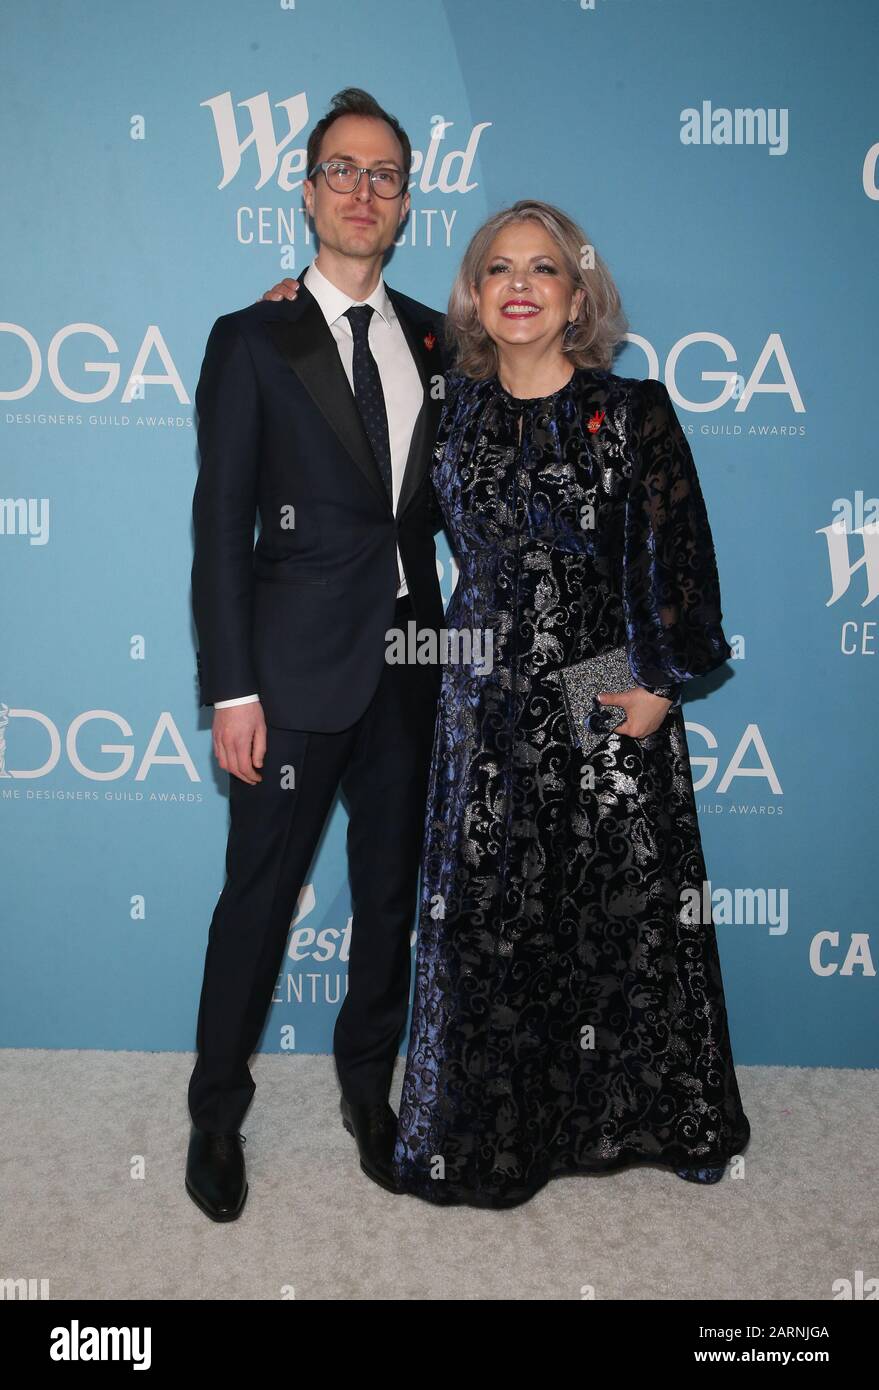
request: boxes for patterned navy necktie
[344,305,393,502]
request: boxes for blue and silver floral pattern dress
[392,366,751,1207]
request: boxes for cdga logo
[0,323,187,404]
[1,322,805,412]
[0,707,198,781]
[625,331,804,412]
[686,722,782,795]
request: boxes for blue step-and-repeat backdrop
[1,0,876,1065]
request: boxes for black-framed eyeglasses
[308,160,405,199]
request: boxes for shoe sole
[341,1116,400,1194]
[185,1176,248,1222]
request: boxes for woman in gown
[391,200,751,1208]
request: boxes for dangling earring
[563,319,576,345]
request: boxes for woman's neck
[496,346,575,400]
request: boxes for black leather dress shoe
[340,1097,400,1194]
[185,1126,248,1221]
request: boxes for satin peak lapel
[265,290,389,507]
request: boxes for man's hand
[261,276,300,302]
[599,686,672,739]
[212,702,267,784]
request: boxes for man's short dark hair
[306,87,412,184]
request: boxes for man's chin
[352,234,391,254]
[329,226,393,258]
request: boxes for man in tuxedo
[186,88,447,1221]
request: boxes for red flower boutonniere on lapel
[423,329,437,351]
[587,409,605,434]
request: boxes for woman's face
[469,221,584,354]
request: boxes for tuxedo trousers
[187,595,440,1133]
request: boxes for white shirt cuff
[214,694,260,707]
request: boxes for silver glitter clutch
[558,644,635,754]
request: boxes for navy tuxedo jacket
[191,273,448,731]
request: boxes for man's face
[303,114,410,261]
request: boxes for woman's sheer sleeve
[428,370,470,531]
[622,377,732,694]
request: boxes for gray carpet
[1,1050,874,1300]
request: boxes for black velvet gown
[392,366,751,1207]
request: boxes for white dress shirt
[215,259,424,708]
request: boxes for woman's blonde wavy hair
[446,199,629,377]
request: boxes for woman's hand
[261,276,300,302]
[598,686,672,738]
